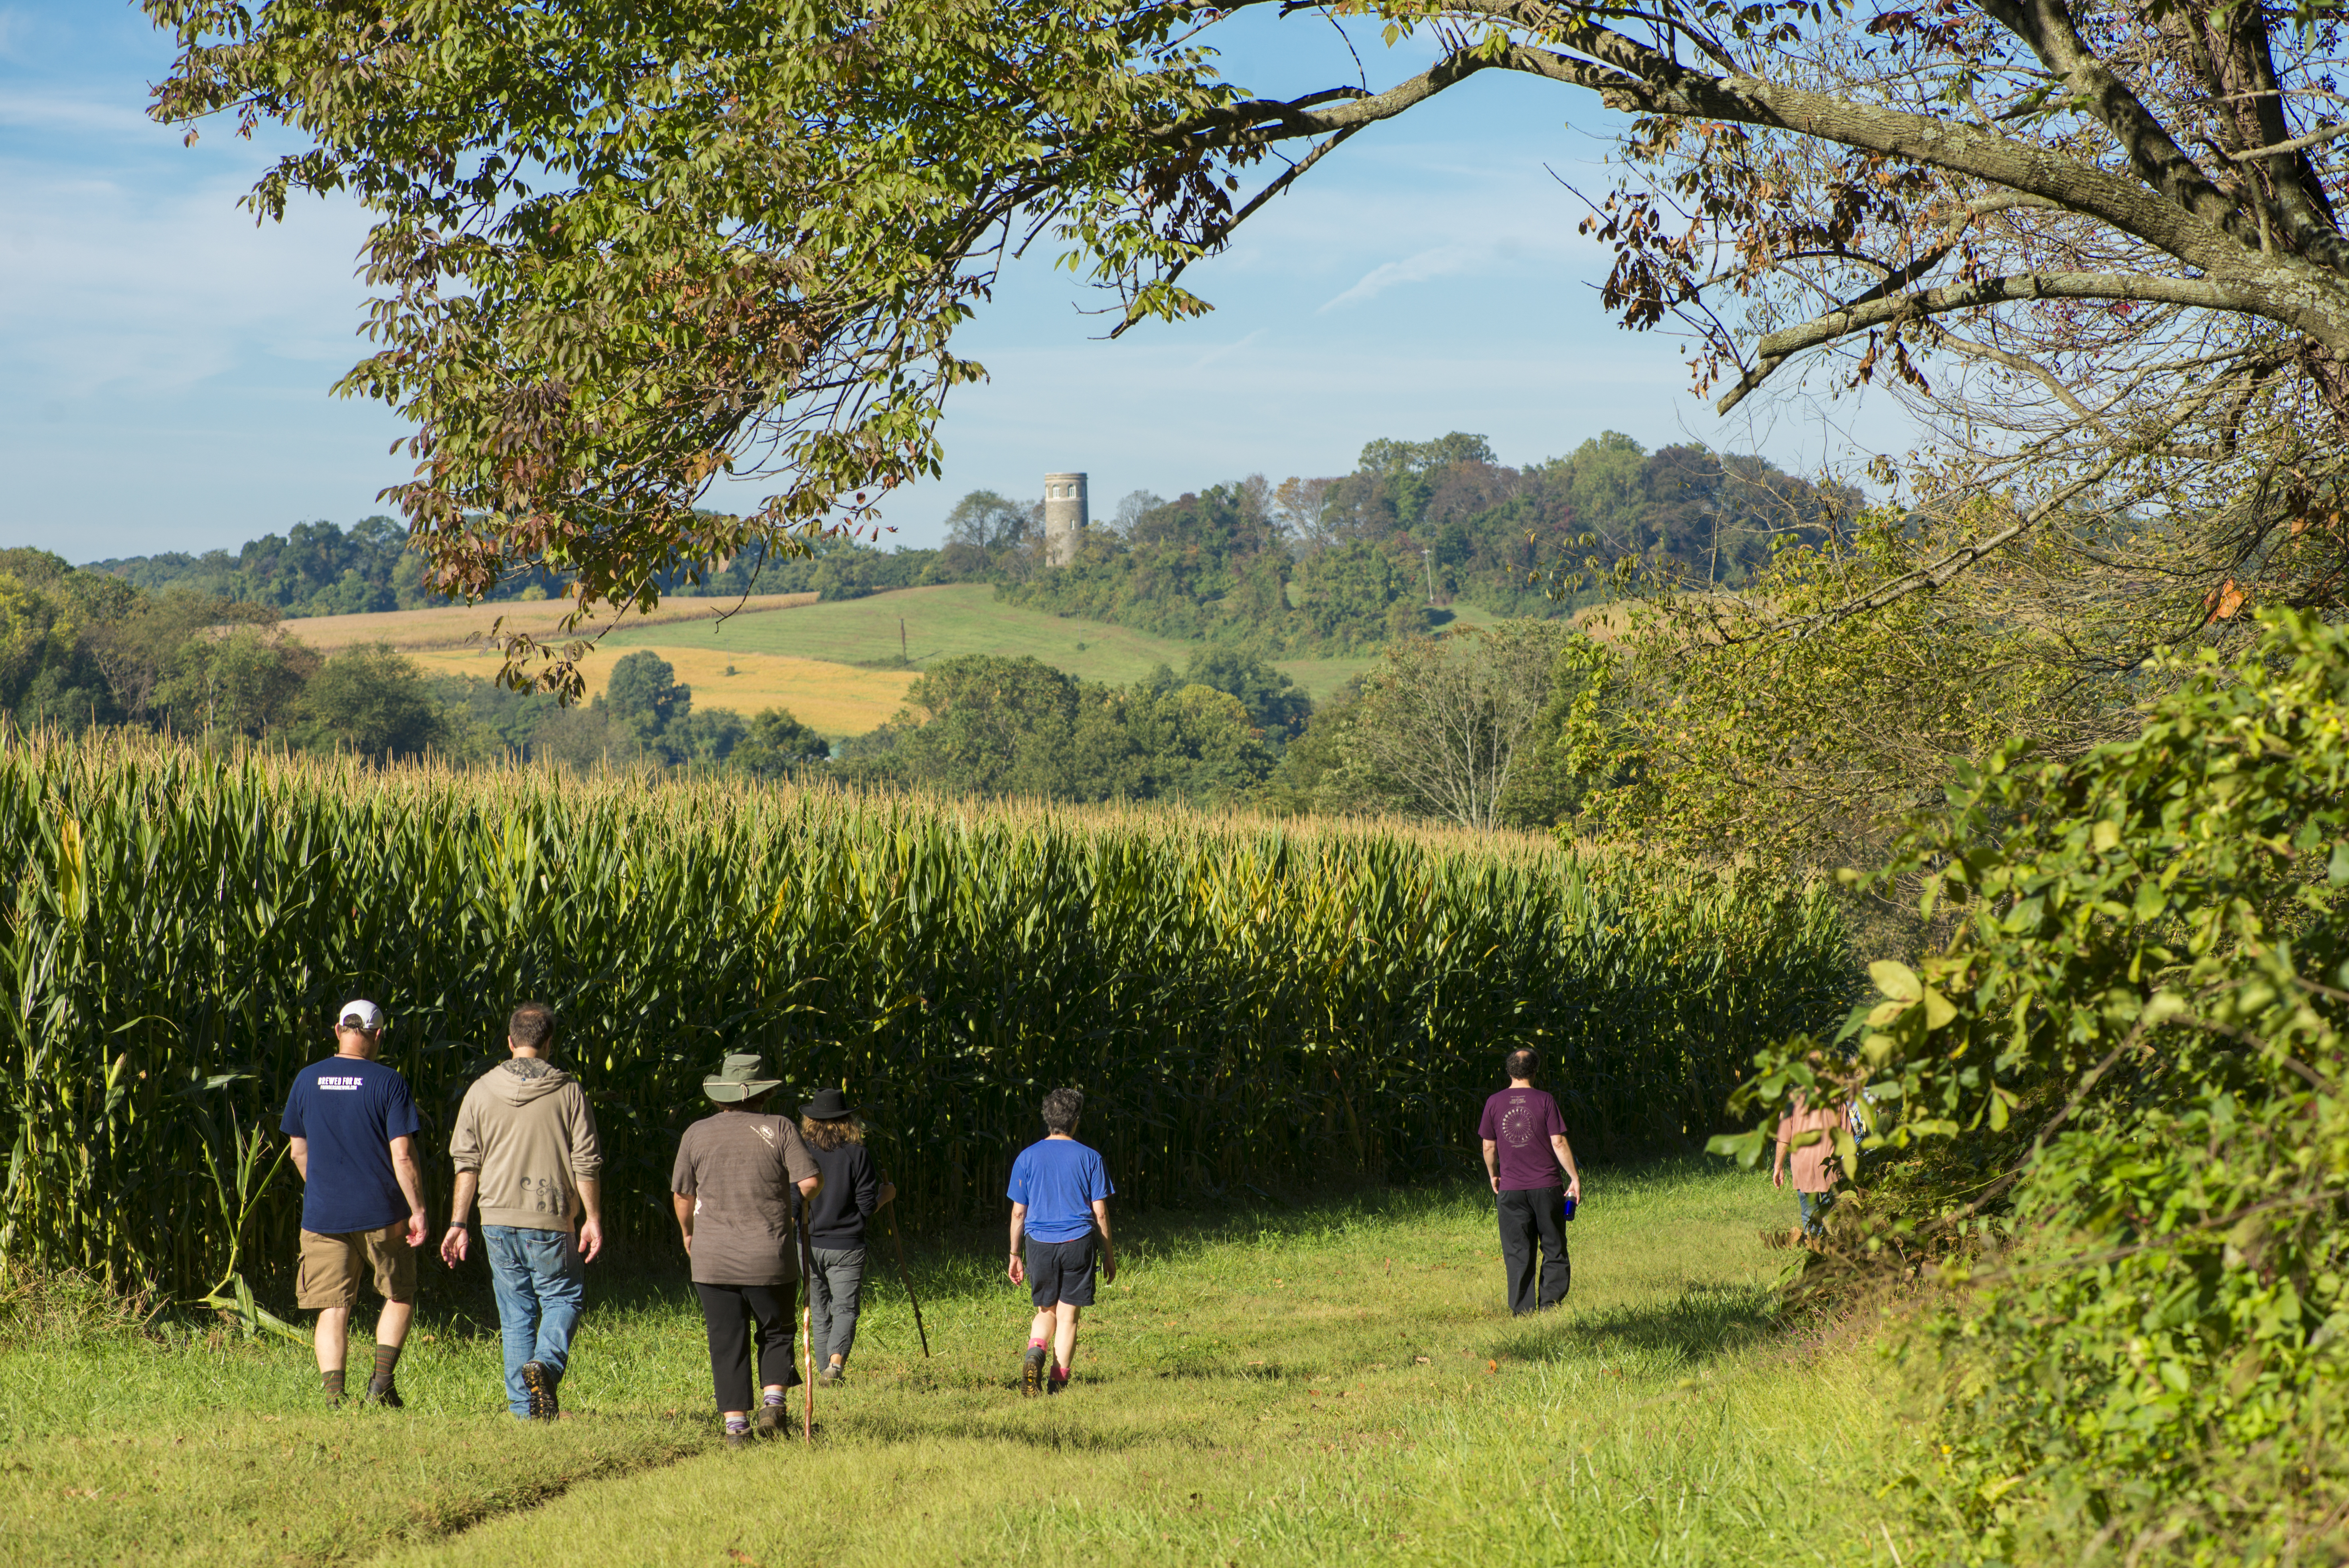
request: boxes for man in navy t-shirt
[1477,1047,1582,1315]
[280,1000,429,1406]
[1005,1087,1115,1395]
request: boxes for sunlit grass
[0,1160,1925,1566]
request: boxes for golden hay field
[409,642,915,736]
[291,592,819,652]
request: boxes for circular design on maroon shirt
[1500,1102,1536,1148]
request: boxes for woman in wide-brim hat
[670,1053,821,1447]
[797,1085,896,1385]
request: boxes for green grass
[0,1162,1924,1566]
[602,584,1211,688]
[600,584,1502,705]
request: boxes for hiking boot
[521,1360,559,1420]
[1022,1344,1048,1396]
[723,1428,751,1451]
[817,1365,844,1387]
[363,1378,403,1409]
[755,1400,788,1437]
[1046,1368,1070,1395]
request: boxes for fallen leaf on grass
[726,1550,765,1568]
[1412,1356,1430,1365]
[1488,1360,1499,1374]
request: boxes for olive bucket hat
[703,1052,784,1104]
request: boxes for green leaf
[1869,959,1922,1002]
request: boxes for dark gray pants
[808,1245,867,1367]
[1497,1187,1571,1316]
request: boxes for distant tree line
[0,547,461,757]
[82,517,991,618]
[38,428,1842,827]
[989,432,1860,658]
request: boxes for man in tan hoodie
[440,1002,604,1419]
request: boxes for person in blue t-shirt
[1005,1087,1115,1396]
[280,1000,429,1407]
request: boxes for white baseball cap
[336,1000,386,1032]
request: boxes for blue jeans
[483,1225,584,1416]
[1797,1187,1833,1237]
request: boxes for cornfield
[0,733,1854,1300]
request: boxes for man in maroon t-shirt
[1477,1047,1582,1315]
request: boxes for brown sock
[322,1369,346,1400]
[369,1343,401,1392]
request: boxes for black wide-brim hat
[800,1086,855,1120]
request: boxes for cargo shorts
[296,1223,417,1309]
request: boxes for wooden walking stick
[797,1193,818,1441]
[887,1204,931,1359]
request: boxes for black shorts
[1025,1235,1098,1308]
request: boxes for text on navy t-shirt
[1006,1138,1113,1243]
[281,1055,421,1235]
[1478,1087,1567,1191]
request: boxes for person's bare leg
[1052,1303,1082,1376]
[1028,1307,1055,1343]
[374,1300,414,1349]
[314,1307,351,1376]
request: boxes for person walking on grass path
[439,1001,606,1421]
[1006,1087,1116,1396]
[1773,1089,1851,1240]
[673,1053,821,1449]
[798,1087,896,1386]
[1479,1047,1582,1317]
[280,1000,430,1408]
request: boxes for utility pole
[899,617,908,665]
[1421,546,1436,606]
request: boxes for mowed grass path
[0,1163,1921,1566]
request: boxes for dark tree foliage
[847,652,1279,805]
[1168,647,1312,741]
[290,642,453,759]
[730,708,832,777]
[1000,434,1857,653]
[1317,434,1863,606]
[83,517,461,617]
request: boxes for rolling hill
[329,582,1505,737]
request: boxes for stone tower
[1043,471,1088,566]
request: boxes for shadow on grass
[837,1407,1225,1453]
[1492,1282,1778,1367]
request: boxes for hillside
[363,584,1497,735]
[595,583,1462,706]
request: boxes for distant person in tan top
[673,1053,821,1448]
[1773,1091,1850,1237]
[440,1002,604,1420]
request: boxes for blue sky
[0,2,1908,561]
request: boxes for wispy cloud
[1317,244,1480,312]
[0,91,161,138]
[1188,328,1264,371]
